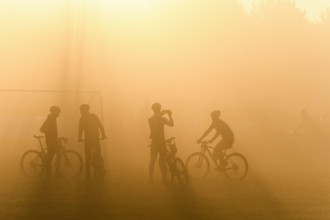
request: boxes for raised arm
[167,111,174,127]
[162,110,174,127]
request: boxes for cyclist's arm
[97,117,106,138]
[198,124,213,142]
[163,115,174,127]
[167,114,174,127]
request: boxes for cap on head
[49,106,61,114]
[152,103,161,113]
[211,110,221,119]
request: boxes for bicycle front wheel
[159,157,172,184]
[58,150,83,178]
[91,151,105,180]
[185,152,210,179]
[21,150,45,177]
[174,158,189,187]
[223,153,248,180]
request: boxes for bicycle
[21,135,83,178]
[79,138,106,180]
[158,137,189,187]
[185,141,248,180]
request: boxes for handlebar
[201,141,213,149]
[33,135,69,143]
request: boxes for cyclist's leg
[149,142,159,182]
[47,147,55,174]
[84,141,92,178]
[214,139,233,169]
[94,139,105,173]
[158,141,169,175]
[46,140,57,174]
[54,141,62,176]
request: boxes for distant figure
[148,103,174,183]
[78,104,106,179]
[197,110,234,170]
[40,106,61,175]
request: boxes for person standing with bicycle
[78,104,106,179]
[197,110,234,171]
[148,103,174,184]
[40,106,61,176]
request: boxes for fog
[1,0,330,219]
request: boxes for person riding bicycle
[78,104,106,179]
[197,110,234,171]
[148,103,174,183]
[40,106,61,176]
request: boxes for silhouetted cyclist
[148,103,174,183]
[40,106,61,176]
[78,104,106,179]
[197,110,234,171]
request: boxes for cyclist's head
[49,106,61,116]
[80,104,90,115]
[211,110,221,120]
[152,103,161,114]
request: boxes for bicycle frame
[34,136,68,166]
[34,136,49,164]
[158,137,188,186]
[199,142,228,167]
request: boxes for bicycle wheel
[90,151,105,180]
[185,152,210,179]
[159,157,172,184]
[58,150,83,178]
[223,153,248,180]
[174,158,189,187]
[21,150,45,177]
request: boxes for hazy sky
[240,0,330,22]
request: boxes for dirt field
[1,151,330,220]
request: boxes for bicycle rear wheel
[21,150,45,177]
[58,150,83,178]
[223,153,248,180]
[185,152,210,179]
[174,158,189,187]
[159,157,172,184]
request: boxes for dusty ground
[1,150,330,220]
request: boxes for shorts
[214,138,234,155]
[150,139,166,158]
